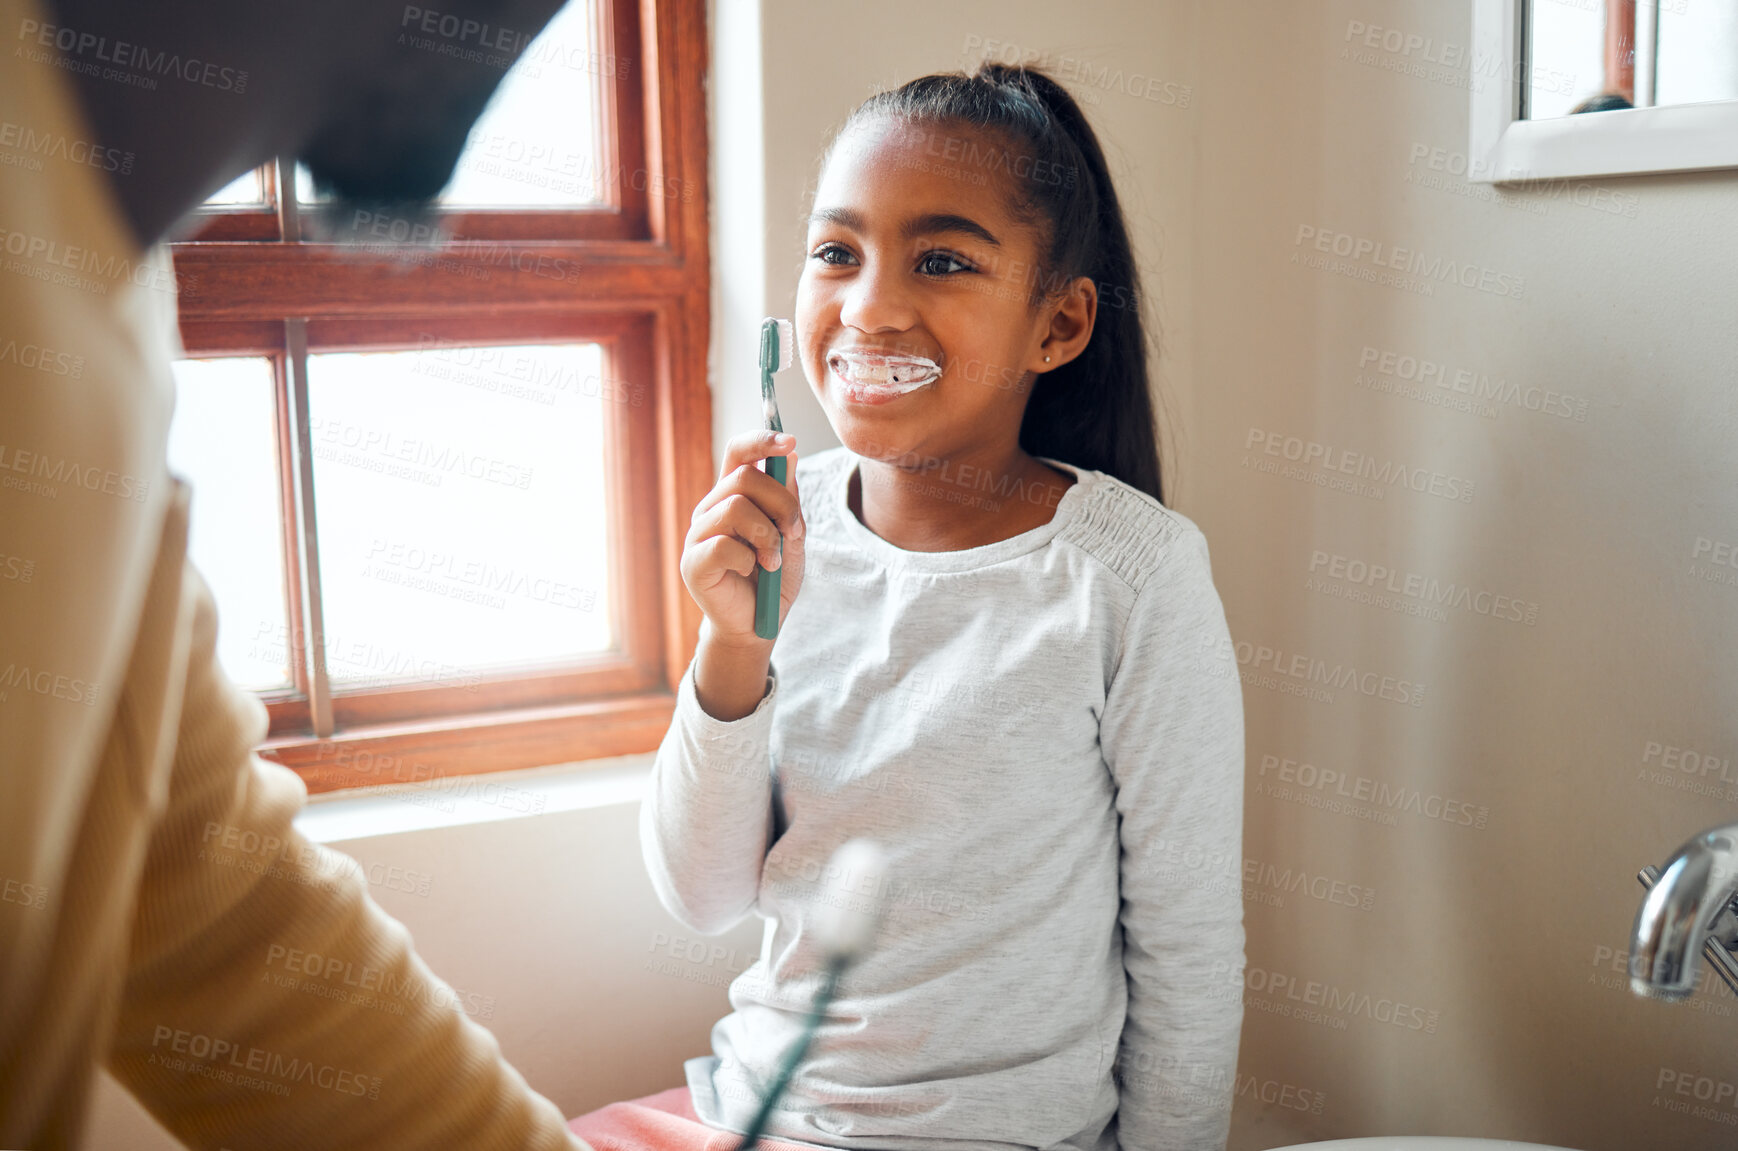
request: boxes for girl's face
[796,116,1094,468]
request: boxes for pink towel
[568,1086,827,1151]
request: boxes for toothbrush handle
[753,453,787,640]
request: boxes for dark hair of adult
[1570,91,1633,114]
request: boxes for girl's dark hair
[820,63,1166,505]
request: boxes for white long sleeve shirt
[640,446,1246,1151]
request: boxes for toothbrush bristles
[775,318,794,372]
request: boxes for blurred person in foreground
[0,0,597,1146]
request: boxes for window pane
[1657,3,1738,107]
[294,1,604,211]
[1526,0,1609,119]
[306,343,613,688]
[437,0,606,207]
[293,161,327,208]
[167,357,293,691]
[204,167,267,206]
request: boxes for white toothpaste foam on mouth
[830,350,942,393]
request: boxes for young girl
[601,63,1245,1151]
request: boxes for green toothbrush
[754,317,794,640]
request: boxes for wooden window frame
[171,0,711,795]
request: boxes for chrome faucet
[1631,822,1738,1000]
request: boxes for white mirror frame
[1469,0,1738,183]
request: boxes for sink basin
[1270,1141,1584,1151]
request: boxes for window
[168,0,711,794]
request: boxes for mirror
[1468,0,1738,181]
[1526,0,1738,119]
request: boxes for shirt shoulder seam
[1056,474,1201,595]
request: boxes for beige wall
[751,1,1738,1149]
[1195,4,1738,1148]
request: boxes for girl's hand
[681,429,806,651]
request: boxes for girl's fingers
[691,452,803,543]
[691,493,783,571]
[687,533,757,584]
[720,429,796,480]
[680,428,805,639]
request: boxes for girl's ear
[1036,276,1098,371]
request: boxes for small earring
[1043,355,1051,363]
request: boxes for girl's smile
[827,347,942,405]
